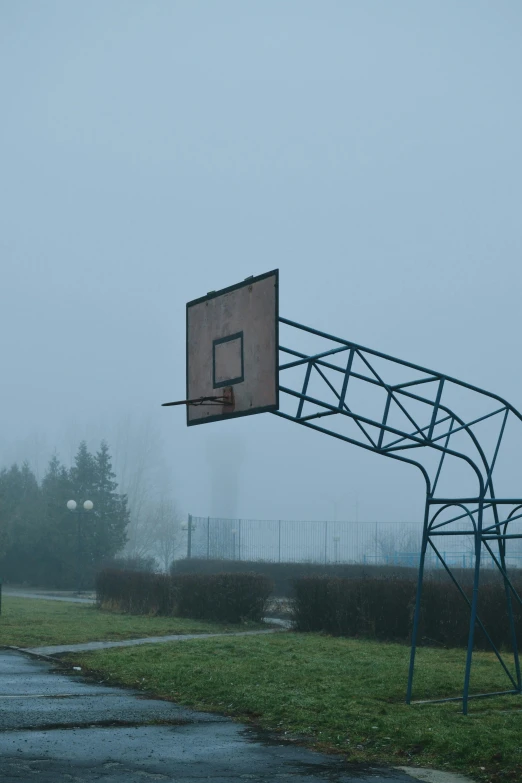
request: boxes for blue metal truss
[276,317,522,714]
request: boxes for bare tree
[109,415,178,561]
[147,497,184,572]
[373,524,421,565]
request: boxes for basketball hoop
[162,386,235,410]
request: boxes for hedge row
[96,570,175,615]
[292,576,522,649]
[171,558,420,597]
[96,569,273,623]
[171,557,509,598]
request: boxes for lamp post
[67,499,94,594]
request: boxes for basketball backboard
[185,270,279,426]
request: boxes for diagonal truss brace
[275,316,522,713]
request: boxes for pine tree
[67,441,129,585]
[38,454,76,587]
[92,441,129,568]
[0,469,10,563]
[67,442,98,588]
[0,462,40,582]
[0,441,131,589]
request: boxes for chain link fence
[184,515,522,569]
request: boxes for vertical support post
[207,516,210,560]
[278,520,281,563]
[238,519,242,561]
[498,530,521,692]
[187,513,192,559]
[375,521,378,562]
[406,498,430,703]
[462,502,484,715]
[324,521,328,565]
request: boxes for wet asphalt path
[0,649,416,783]
[3,589,95,604]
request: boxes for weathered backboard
[186,270,279,426]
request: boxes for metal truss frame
[275,317,522,714]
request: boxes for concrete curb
[4,646,61,663]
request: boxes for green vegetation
[0,597,261,647]
[97,569,273,623]
[69,633,522,782]
[0,441,129,588]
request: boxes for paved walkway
[4,588,292,656]
[23,628,283,657]
[3,588,95,604]
[2,587,96,604]
[0,649,422,783]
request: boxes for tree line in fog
[0,437,183,588]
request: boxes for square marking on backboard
[213,332,244,388]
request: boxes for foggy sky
[1,2,521,526]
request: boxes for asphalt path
[0,649,419,783]
[23,628,282,656]
[3,589,95,604]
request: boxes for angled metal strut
[275,316,522,713]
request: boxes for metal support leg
[462,504,483,715]
[406,499,430,703]
[498,537,522,692]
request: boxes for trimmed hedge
[292,576,522,649]
[171,558,420,597]
[171,557,508,598]
[96,570,175,615]
[174,573,273,623]
[96,568,273,623]
[292,577,414,640]
[419,579,522,649]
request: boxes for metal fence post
[207,516,210,559]
[187,514,192,559]
[324,521,328,564]
[278,520,281,563]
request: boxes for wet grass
[0,597,264,647]
[69,633,522,782]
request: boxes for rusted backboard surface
[186,270,279,425]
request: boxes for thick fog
[1,2,521,535]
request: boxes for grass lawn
[68,633,522,783]
[0,597,264,648]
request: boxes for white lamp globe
[83,500,94,511]
[67,500,77,511]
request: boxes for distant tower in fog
[206,434,245,519]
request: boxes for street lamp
[67,499,94,593]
